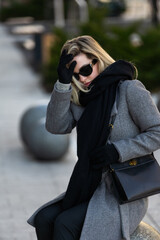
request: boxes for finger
[61,55,74,66]
[61,49,67,57]
[59,49,67,61]
[69,61,77,73]
[60,52,74,65]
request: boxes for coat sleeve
[45,82,76,134]
[113,80,160,162]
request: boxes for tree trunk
[150,0,159,25]
[53,0,65,27]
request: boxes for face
[72,53,99,87]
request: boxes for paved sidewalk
[0,24,159,240]
[0,24,77,240]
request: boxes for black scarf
[62,60,135,210]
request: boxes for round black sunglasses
[73,59,98,81]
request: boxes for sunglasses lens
[73,59,97,81]
[80,65,92,76]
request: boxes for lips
[84,81,91,87]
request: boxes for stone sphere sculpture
[131,221,160,240]
[20,104,69,161]
[20,104,47,147]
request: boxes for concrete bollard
[20,104,69,161]
[131,221,160,240]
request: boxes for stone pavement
[0,24,159,240]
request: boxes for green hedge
[0,0,52,21]
[42,28,68,92]
[105,25,160,91]
[42,7,160,92]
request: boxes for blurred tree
[67,0,88,26]
[42,28,68,91]
[42,5,160,92]
[43,0,53,20]
[149,0,159,25]
[0,0,53,20]
[79,6,160,91]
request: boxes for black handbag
[109,154,160,204]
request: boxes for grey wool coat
[27,79,160,240]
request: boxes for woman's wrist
[56,80,71,91]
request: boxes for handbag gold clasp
[129,159,137,166]
[110,168,114,172]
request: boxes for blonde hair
[61,35,136,105]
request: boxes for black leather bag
[109,154,160,204]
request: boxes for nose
[79,75,87,83]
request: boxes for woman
[27,35,160,240]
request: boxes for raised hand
[57,50,77,84]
